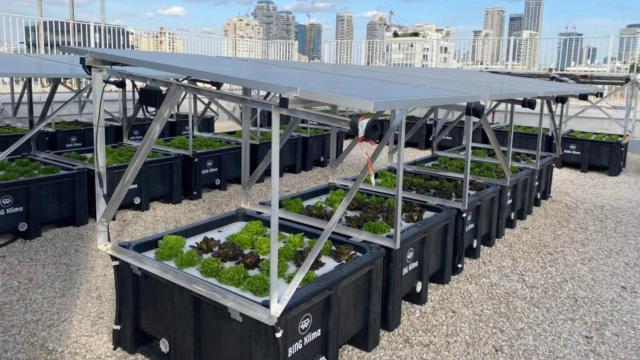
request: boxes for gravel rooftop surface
[1,140,639,360]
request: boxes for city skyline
[5,0,638,40]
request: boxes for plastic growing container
[488,125,554,152]
[351,167,501,276]
[408,155,533,240]
[393,116,433,150]
[0,126,49,155]
[557,131,628,176]
[155,136,243,199]
[52,144,182,212]
[0,155,88,239]
[433,123,485,150]
[265,183,456,331]
[294,127,345,171]
[168,113,215,137]
[112,210,384,360]
[220,130,303,177]
[44,120,121,151]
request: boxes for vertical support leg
[506,104,515,168]
[269,106,281,317]
[9,77,15,117]
[92,68,109,247]
[26,78,34,129]
[393,109,407,249]
[462,112,473,209]
[623,83,632,137]
[535,100,545,169]
[241,87,252,206]
[120,84,127,124]
[329,126,337,182]
[188,93,193,153]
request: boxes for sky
[3,0,639,39]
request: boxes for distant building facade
[556,31,583,70]
[274,11,296,41]
[252,0,277,40]
[223,16,263,58]
[366,14,386,65]
[618,24,640,63]
[335,12,353,64]
[483,7,505,65]
[506,13,523,62]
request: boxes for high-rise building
[521,0,543,67]
[275,11,296,41]
[514,30,539,69]
[223,16,263,58]
[506,13,523,62]
[556,31,583,70]
[472,29,492,65]
[618,24,640,63]
[335,11,353,64]
[582,45,598,65]
[308,22,323,61]
[296,23,307,57]
[252,0,277,40]
[295,22,322,61]
[523,0,544,33]
[508,14,524,36]
[483,7,505,65]
[366,14,386,65]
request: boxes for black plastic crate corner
[51,144,182,212]
[556,132,628,176]
[112,210,384,360]
[296,128,345,171]
[0,155,88,239]
[269,183,456,331]
[526,155,555,210]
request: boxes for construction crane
[385,10,408,33]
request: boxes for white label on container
[288,313,322,358]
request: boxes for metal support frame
[12,79,27,117]
[0,83,90,161]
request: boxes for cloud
[357,10,385,18]
[157,6,187,16]
[283,1,338,13]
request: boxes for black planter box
[52,144,182,212]
[433,124,485,150]
[113,211,384,360]
[158,138,243,200]
[168,113,215,137]
[393,117,433,150]
[373,166,501,276]
[0,127,49,155]
[107,118,172,143]
[45,121,121,151]
[0,156,88,239]
[408,155,533,240]
[344,114,389,142]
[488,125,554,152]
[220,131,303,177]
[268,183,456,331]
[556,133,628,176]
[296,129,345,171]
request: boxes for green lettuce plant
[218,264,249,287]
[174,249,200,269]
[198,257,224,278]
[281,198,305,214]
[241,274,270,297]
[156,136,236,151]
[154,235,187,261]
[362,220,391,235]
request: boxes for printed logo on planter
[1,195,13,208]
[70,136,78,143]
[402,247,419,276]
[298,313,312,335]
[406,247,414,264]
[206,159,214,168]
[569,144,577,151]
